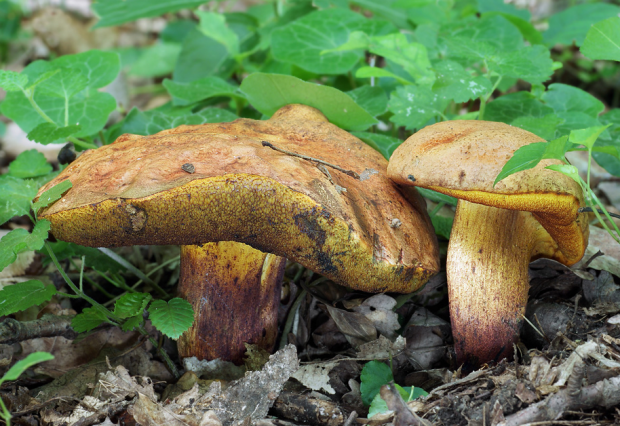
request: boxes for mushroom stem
[177,242,286,365]
[447,201,541,368]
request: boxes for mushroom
[388,120,589,368]
[37,104,440,365]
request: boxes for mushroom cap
[388,120,588,265]
[37,104,440,293]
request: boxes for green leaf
[346,86,388,117]
[163,77,242,106]
[27,123,82,145]
[484,91,554,124]
[543,83,604,118]
[129,42,181,78]
[545,164,582,186]
[416,187,458,206]
[72,307,110,333]
[355,67,414,85]
[368,384,419,418]
[360,360,393,406]
[448,14,524,52]
[0,175,39,225]
[490,45,553,84]
[39,68,88,99]
[272,9,392,75]
[44,242,124,273]
[581,17,620,62]
[368,390,390,418]
[432,60,492,103]
[114,293,152,319]
[93,0,206,28]
[569,125,611,151]
[510,114,563,141]
[51,50,121,90]
[493,142,547,186]
[0,280,57,316]
[197,11,239,57]
[481,12,542,45]
[0,69,28,92]
[173,28,235,83]
[32,180,73,214]
[542,136,571,161]
[478,0,531,21]
[430,215,453,239]
[0,220,51,272]
[388,85,448,130]
[110,106,237,138]
[147,298,194,340]
[240,73,377,131]
[351,0,412,30]
[0,352,54,384]
[543,3,620,47]
[368,33,434,86]
[352,132,401,160]
[8,150,52,178]
[121,314,144,332]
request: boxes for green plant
[360,360,428,418]
[0,352,54,426]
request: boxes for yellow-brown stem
[177,242,285,365]
[447,201,541,368]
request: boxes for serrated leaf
[346,86,388,117]
[33,180,73,215]
[484,91,554,124]
[388,85,448,130]
[121,315,144,332]
[27,123,82,145]
[360,360,393,406]
[542,136,571,161]
[50,50,121,90]
[8,150,52,178]
[173,28,235,83]
[481,12,542,45]
[368,33,434,85]
[147,298,194,340]
[114,293,152,319]
[490,45,553,84]
[272,9,392,75]
[493,142,547,186]
[543,3,620,47]
[448,14,524,52]
[0,70,27,92]
[352,132,401,160]
[163,76,242,106]
[582,17,620,61]
[0,220,51,272]
[93,0,206,28]
[0,352,54,384]
[72,307,110,333]
[0,175,39,225]
[0,280,57,316]
[432,60,492,103]
[110,106,237,139]
[240,73,377,131]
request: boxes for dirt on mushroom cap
[37,104,440,293]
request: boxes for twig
[261,141,360,179]
[578,207,620,219]
[0,315,77,344]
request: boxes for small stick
[578,207,620,219]
[262,141,360,179]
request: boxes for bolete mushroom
[388,120,589,368]
[37,104,440,365]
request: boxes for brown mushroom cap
[388,120,588,265]
[38,104,439,293]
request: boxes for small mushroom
[37,104,440,365]
[388,120,589,368]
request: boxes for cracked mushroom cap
[37,104,440,293]
[388,120,589,265]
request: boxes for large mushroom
[37,104,440,365]
[388,120,589,368]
